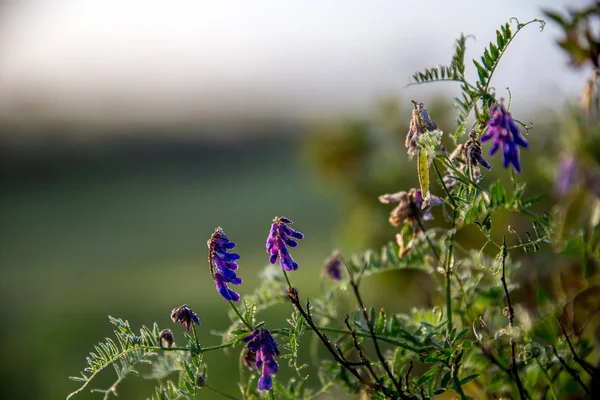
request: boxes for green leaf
[473,60,488,85]
[489,180,507,207]
[459,374,480,385]
[416,366,441,385]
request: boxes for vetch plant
[67,15,600,400]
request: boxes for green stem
[206,383,241,400]
[445,210,457,336]
[269,389,276,400]
[191,323,201,352]
[238,351,248,400]
[535,358,558,399]
[283,270,293,289]
[433,158,457,208]
[229,301,254,331]
[317,326,421,353]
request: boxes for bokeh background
[0,1,594,399]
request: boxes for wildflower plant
[68,14,600,400]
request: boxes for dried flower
[481,101,528,173]
[266,217,304,272]
[196,374,205,387]
[465,130,492,171]
[580,69,599,121]
[379,189,441,233]
[208,227,242,302]
[159,329,174,348]
[379,189,441,256]
[405,101,438,156]
[171,305,200,331]
[243,328,280,391]
[323,250,343,281]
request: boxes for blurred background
[0,1,595,399]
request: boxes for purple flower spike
[481,101,528,173]
[208,227,242,302]
[243,328,280,391]
[171,305,200,331]
[266,217,304,272]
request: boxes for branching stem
[500,237,528,399]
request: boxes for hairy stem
[229,301,254,331]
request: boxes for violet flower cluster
[243,328,280,391]
[266,217,304,272]
[208,227,242,302]
[481,101,528,173]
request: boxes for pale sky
[0,0,593,128]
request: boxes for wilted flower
[481,100,528,173]
[405,101,438,156]
[378,189,441,233]
[243,328,280,391]
[379,189,442,257]
[266,217,304,272]
[465,130,492,171]
[171,305,200,331]
[196,374,205,387]
[208,227,242,302]
[159,329,174,348]
[323,250,343,281]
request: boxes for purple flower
[555,154,580,196]
[324,250,343,281]
[481,101,528,173]
[208,227,242,302]
[171,305,200,331]
[243,328,280,391]
[266,217,304,272]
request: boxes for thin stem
[345,262,405,397]
[283,270,293,289]
[238,350,248,400]
[206,383,241,400]
[191,324,201,353]
[552,346,592,396]
[445,210,457,337]
[269,389,276,400]
[535,357,558,399]
[556,317,597,376]
[500,237,528,399]
[229,301,254,331]
[317,327,421,353]
[344,314,380,384]
[286,287,399,399]
[433,158,457,209]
